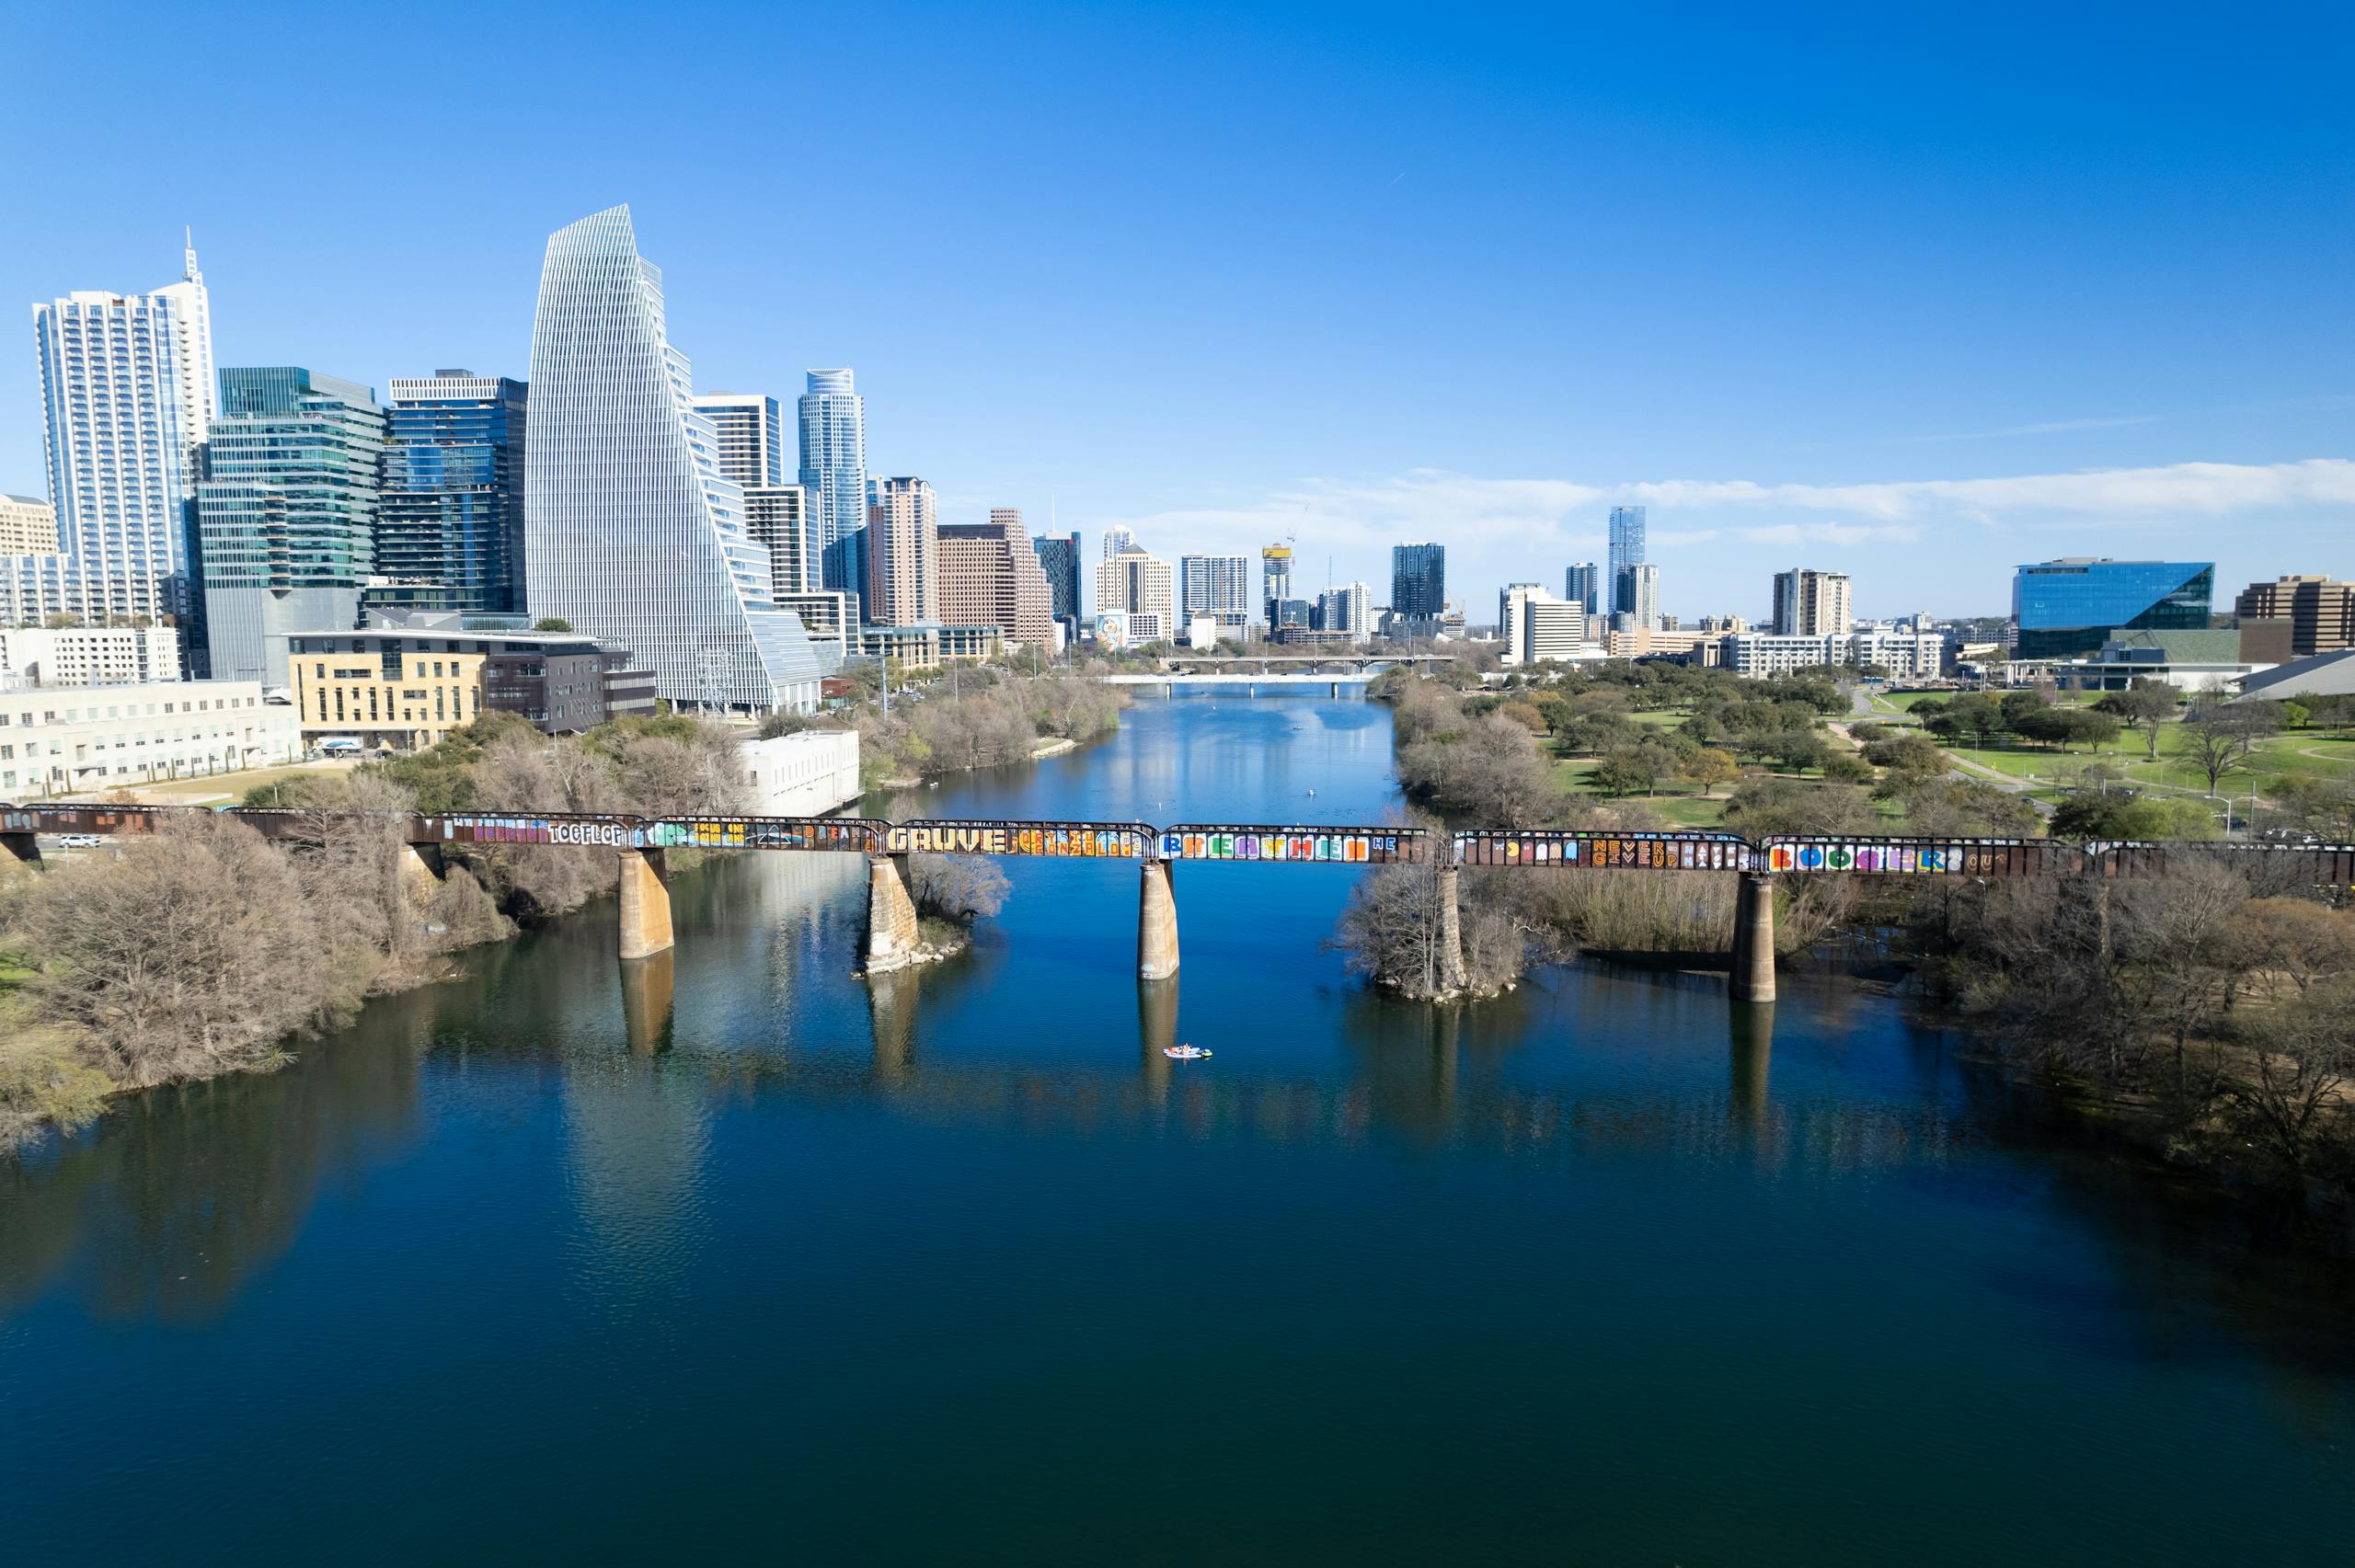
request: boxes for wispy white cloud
[1908,414,2166,443]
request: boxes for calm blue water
[4,693,2351,1564]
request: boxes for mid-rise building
[856,621,1005,670]
[694,393,787,487]
[743,485,817,599]
[369,371,528,618]
[0,678,296,799]
[2234,575,2355,658]
[773,589,856,667]
[1102,525,1137,561]
[14,239,215,636]
[797,369,866,561]
[2051,628,2281,694]
[0,495,58,555]
[1617,562,1660,631]
[284,611,656,751]
[739,728,861,816]
[1097,547,1177,633]
[1179,553,1253,633]
[2011,557,2212,662]
[939,509,1055,647]
[1564,561,1601,616]
[0,625,180,688]
[524,206,822,713]
[1771,567,1852,636]
[865,477,939,626]
[1391,543,1445,619]
[1607,506,1647,617]
[1032,532,1082,634]
[1315,581,1372,642]
[1261,544,1293,625]
[1499,584,1586,667]
[198,367,388,688]
[1718,630,1944,679]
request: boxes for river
[4,692,2351,1564]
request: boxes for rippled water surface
[5,694,2352,1564]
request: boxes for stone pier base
[397,842,444,908]
[865,853,921,974]
[617,847,673,961]
[1138,860,1180,981]
[1729,870,1777,1003]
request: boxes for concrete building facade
[1771,567,1853,636]
[864,477,938,626]
[2234,575,2355,658]
[0,625,181,688]
[939,510,1055,648]
[0,678,295,798]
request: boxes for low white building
[1719,630,1945,679]
[0,678,300,799]
[0,624,181,687]
[738,729,862,816]
[1499,585,1590,666]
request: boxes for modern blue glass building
[798,369,867,577]
[368,372,527,617]
[1032,532,1081,633]
[1564,561,1601,615]
[1607,506,1647,616]
[2011,558,2214,660]
[1391,542,1445,618]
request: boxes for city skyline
[4,3,2345,622]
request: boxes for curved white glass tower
[526,206,820,713]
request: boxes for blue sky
[2,0,2348,621]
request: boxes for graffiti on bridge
[1454,830,1753,870]
[1155,827,1421,864]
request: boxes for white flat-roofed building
[0,679,298,799]
[1499,584,1588,666]
[738,728,861,816]
[0,624,181,688]
[1719,630,1945,679]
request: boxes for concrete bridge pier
[1729,871,1777,1002]
[864,852,922,974]
[1139,974,1178,1103]
[1139,860,1180,980]
[1434,863,1468,992]
[397,842,445,908]
[617,846,673,961]
[0,830,39,882]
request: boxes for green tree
[1677,747,1740,797]
[2095,681,2177,761]
[532,617,574,633]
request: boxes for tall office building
[1564,562,1600,616]
[743,485,817,598]
[1607,505,1648,616]
[694,392,787,487]
[1179,553,1253,630]
[1391,542,1445,619]
[1614,562,1660,631]
[14,239,216,633]
[2011,558,2213,661]
[1315,581,1373,641]
[0,496,59,555]
[2234,575,2355,658]
[939,509,1054,647]
[865,476,938,625]
[1261,544,1293,625]
[1097,546,1176,638]
[1032,531,1082,631]
[1770,567,1853,636]
[1499,584,1584,666]
[368,371,528,617]
[197,367,386,686]
[525,206,821,712]
[797,370,866,555]
[1101,525,1137,560]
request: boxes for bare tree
[2180,702,2275,793]
[905,853,1010,924]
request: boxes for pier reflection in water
[4,693,2353,1568]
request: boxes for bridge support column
[0,831,39,879]
[620,947,675,1055]
[617,847,673,961]
[865,853,922,974]
[1330,681,1339,697]
[1435,862,1467,993]
[1138,860,1179,980]
[1729,871,1776,1002]
[397,841,445,908]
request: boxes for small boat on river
[1163,1044,1212,1060]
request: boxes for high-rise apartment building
[694,393,787,488]
[524,206,821,713]
[1097,546,1176,640]
[743,485,817,599]
[368,371,528,617]
[797,370,867,562]
[2234,575,2355,658]
[1032,532,1082,631]
[196,367,387,686]
[939,509,1055,647]
[1770,567,1853,636]
[1564,561,1601,615]
[2011,558,2213,661]
[1179,553,1253,631]
[13,239,216,634]
[1607,505,1648,617]
[1261,544,1293,625]
[1315,581,1373,642]
[0,495,59,555]
[1391,543,1445,619]
[865,477,938,626]
[1102,525,1137,561]
[1615,562,1660,631]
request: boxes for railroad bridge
[5,803,2349,1007]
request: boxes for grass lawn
[54,757,360,806]
[1934,723,2352,799]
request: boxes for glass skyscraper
[525,206,821,713]
[368,372,528,616]
[1032,532,1081,631]
[1391,542,1445,618]
[197,367,386,686]
[2011,558,2214,660]
[1564,561,1600,615]
[798,369,867,572]
[1607,505,1647,617]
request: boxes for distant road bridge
[5,804,2348,1008]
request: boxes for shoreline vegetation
[0,666,1125,1149]
[1347,667,2355,1242]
